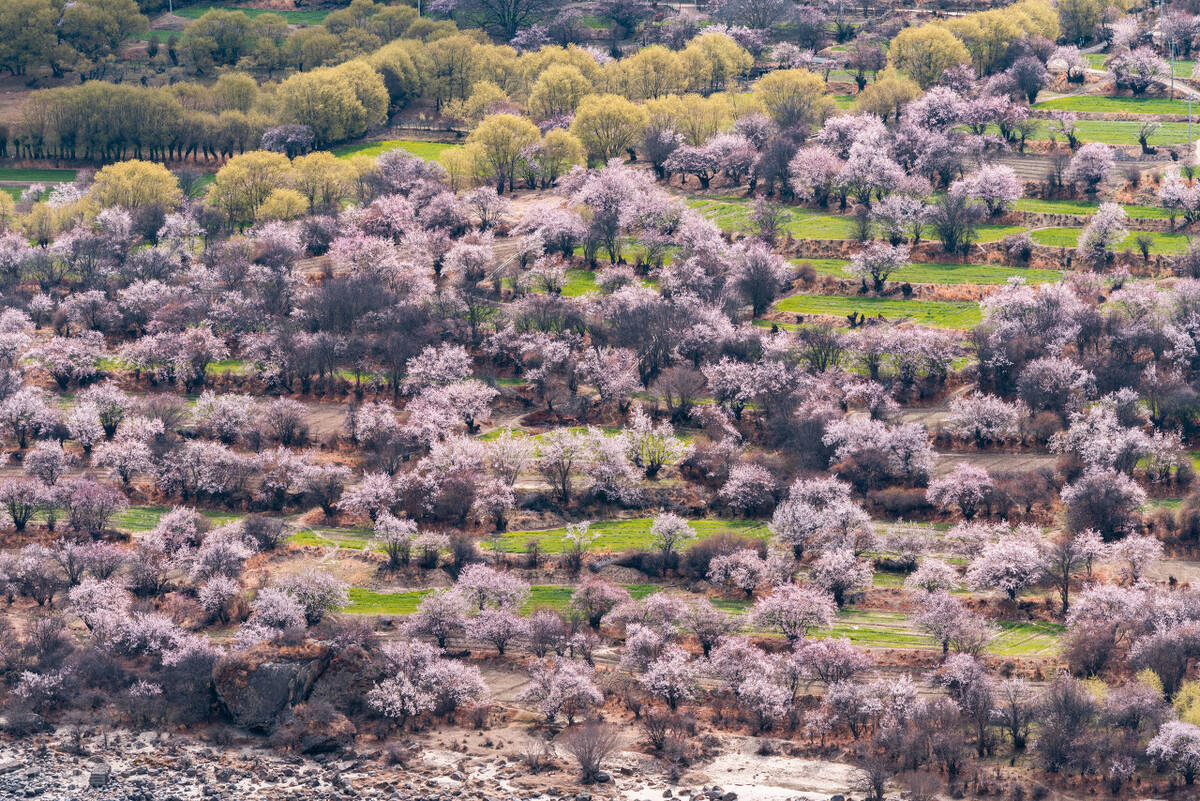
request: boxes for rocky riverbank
[0,726,856,801]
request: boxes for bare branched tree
[560,722,622,784]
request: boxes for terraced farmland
[332,139,461,163]
[489,518,770,554]
[774,294,983,328]
[797,257,1062,285]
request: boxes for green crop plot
[818,609,1061,655]
[488,518,769,554]
[976,119,1198,146]
[1088,52,1199,77]
[205,358,252,376]
[289,525,374,550]
[1035,95,1196,115]
[1016,198,1171,219]
[973,224,1028,243]
[563,270,599,297]
[774,294,982,328]
[345,587,430,615]
[344,583,664,615]
[797,257,1061,285]
[113,505,242,533]
[821,609,935,649]
[689,196,1023,245]
[332,139,461,163]
[174,4,329,24]
[1031,227,1190,254]
[686,195,834,236]
[990,621,1064,656]
[787,215,861,239]
[0,168,78,182]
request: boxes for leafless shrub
[559,722,621,783]
[522,735,556,773]
[640,709,692,751]
[900,770,941,801]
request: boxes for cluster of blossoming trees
[7,0,1200,790]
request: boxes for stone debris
[89,762,112,788]
[0,726,853,801]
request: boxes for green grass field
[174,4,329,24]
[332,139,460,163]
[344,583,663,615]
[290,525,374,550]
[976,119,1198,146]
[774,294,982,328]
[113,505,242,533]
[488,518,769,554]
[796,257,1062,285]
[563,269,599,297]
[1016,198,1171,220]
[0,168,78,182]
[1035,95,1196,115]
[343,584,1061,656]
[1085,52,1197,77]
[822,609,1060,655]
[1031,227,1191,254]
[686,196,832,235]
[205,358,253,376]
[688,195,1022,245]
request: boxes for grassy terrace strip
[686,197,1023,243]
[114,505,242,533]
[331,139,461,163]
[774,294,983,328]
[345,583,663,615]
[1084,52,1197,77]
[977,119,1199,146]
[0,168,78,182]
[1015,198,1172,219]
[1030,227,1191,254]
[173,4,330,24]
[795,257,1062,285]
[563,269,599,297]
[344,593,1063,656]
[290,526,374,550]
[487,518,769,554]
[1034,95,1197,115]
[821,610,1062,656]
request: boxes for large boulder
[212,643,330,732]
[307,644,382,718]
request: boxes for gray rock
[89,762,111,788]
[212,648,330,732]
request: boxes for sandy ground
[682,739,859,801]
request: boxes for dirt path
[687,741,860,801]
[933,449,1057,475]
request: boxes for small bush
[867,487,931,518]
[242,515,290,550]
[678,533,764,581]
[560,722,621,784]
